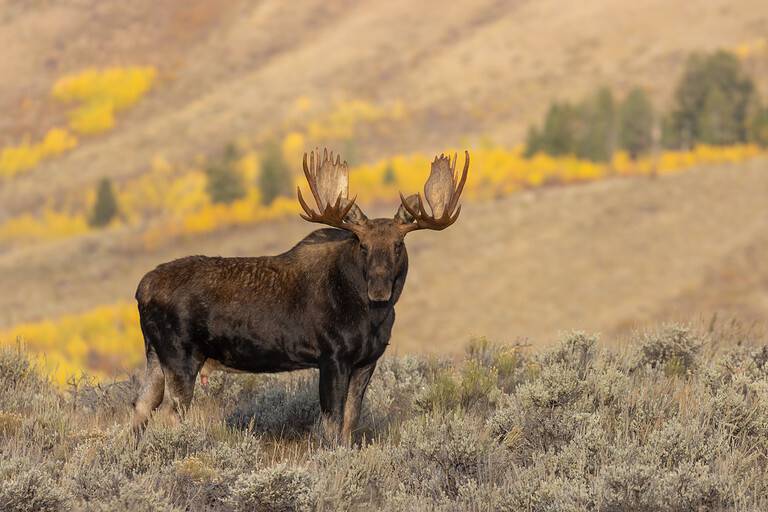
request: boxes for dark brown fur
[133,221,410,443]
[132,149,468,444]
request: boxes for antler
[297,148,362,233]
[398,150,469,232]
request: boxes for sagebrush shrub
[86,479,181,512]
[0,344,49,411]
[226,463,314,512]
[312,445,393,510]
[0,457,68,512]
[516,363,583,408]
[228,374,319,438]
[541,331,598,377]
[364,356,426,431]
[1,326,768,511]
[633,324,705,376]
[397,412,508,498]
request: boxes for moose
[132,148,469,443]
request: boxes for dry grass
[1,323,767,511]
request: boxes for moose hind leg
[318,357,351,445]
[132,343,165,433]
[161,362,203,425]
[341,362,377,445]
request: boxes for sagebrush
[1,323,767,511]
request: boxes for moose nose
[368,287,392,302]
[368,268,392,302]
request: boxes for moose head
[297,148,469,302]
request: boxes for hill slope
[2,0,768,214]
[2,159,766,352]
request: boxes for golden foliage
[52,66,157,134]
[0,128,78,178]
[0,142,764,250]
[0,66,156,178]
[0,303,143,385]
[0,208,88,246]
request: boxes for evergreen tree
[259,141,293,206]
[748,104,768,147]
[618,88,654,159]
[205,144,246,204]
[523,125,543,157]
[575,87,615,162]
[382,162,396,184]
[89,177,118,228]
[538,102,579,156]
[665,51,755,148]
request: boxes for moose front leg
[318,357,351,445]
[341,362,376,444]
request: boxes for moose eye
[360,245,369,256]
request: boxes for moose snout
[367,269,393,302]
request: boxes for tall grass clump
[1,322,767,510]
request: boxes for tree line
[525,50,768,162]
[89,49,768,228]
[88,140,294,228]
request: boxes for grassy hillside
[2,0,768,213]
[0,324,767,510]
[2,0,768,383]
[2,157,767,384]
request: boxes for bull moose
[132,148,469,443]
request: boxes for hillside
[2,158,766,356]
[2,0,768,215]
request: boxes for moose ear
[394,194,419,224]
[342,199,368,225]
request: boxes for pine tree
[575,87,615,162]
[382,162,396,184]
[618,88,654,159]
[523,125,543,157]
[538,102,579,156]
[259,141,293,206]
[89,177,118,227]
[666,51,755,148]
[205,144,246,204]
[748,104,768,147]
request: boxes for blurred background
[1,0,767,384]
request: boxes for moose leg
[131,344,165,433]
[341,362,377,445]
[160,357,204,425]
[318,357,351,445]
